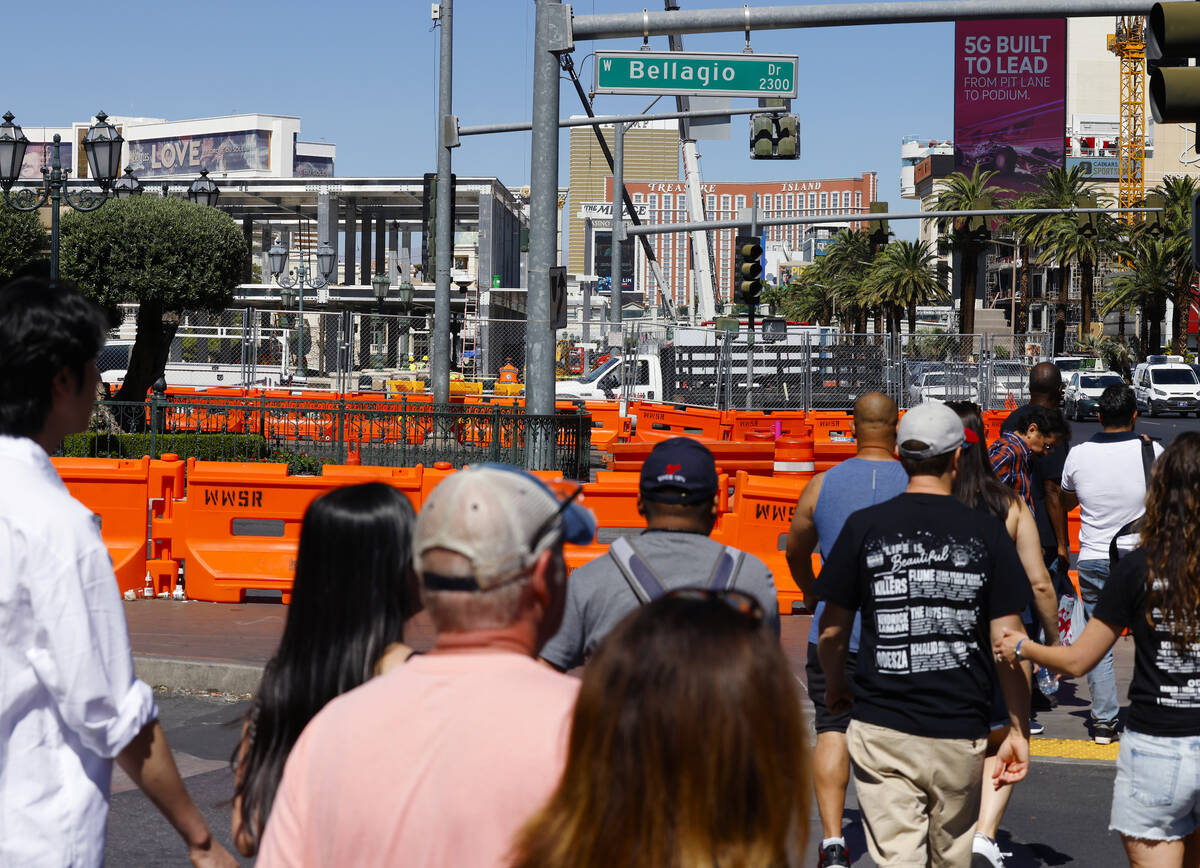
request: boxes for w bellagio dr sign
[594,51,799,98]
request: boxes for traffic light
[733,234,764,306]
[750,115,774,159]
[748,114,800,160]
[1075,193,1098,237]
[775,115,799,159]
[1148,2,1200,123]
[868,201,890,249]
[421,172,457,277]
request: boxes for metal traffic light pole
[523,0,1146,467]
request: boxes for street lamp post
[396,279,414,366]
[269,238,336,382]
[371,272,391,369]
[0,111,124,282]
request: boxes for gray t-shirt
[540,530,780,671]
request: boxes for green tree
[863,240,947,336]
[1103,235,1173,355]
[1022,165,1100,354]
[935,166,1010,335]
[0,203,48,284]
[1153,175,1198,354]
[822,229,875,332]
[59,196,246,402]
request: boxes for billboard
[293,155,334,177]
[127,130,271,177]
[593,231,638,301]
[20,141,72,179]
[1066,156,1119,180]
[954,20,1067,195]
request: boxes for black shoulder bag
[1108,438,1157,567]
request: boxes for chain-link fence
[593,322,1052,411]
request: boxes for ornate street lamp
[187,169,220,207]
[371,272,391,369]
[111,166,142,199]
[271,239,335,382]
[0,110,123,282]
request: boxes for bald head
[853,392,899,450]
[1028,362,1063,403]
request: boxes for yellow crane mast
[1108,16,1147,224]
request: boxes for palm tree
[1153,175,1198,354]
[935,166,1010,335]
[1043,203,1115,340]
[1103,235,1174,354]
[822,229,875,332]
[863,240,948,335]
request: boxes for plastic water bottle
[172,575,186,601]
[1035,664,1059,696]
[142,572,154,599]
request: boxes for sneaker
[817,841,850,867]
[971,832,1005,867]
[1029,718,1045,736]
[1094,719,1119,745]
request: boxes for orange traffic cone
[773,434,816,482]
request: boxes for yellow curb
[1030,737,1119,761]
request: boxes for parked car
[1064,370,1126,421]
[987,360,1031,405]
[908,369,978,405]
[1132,361,1200,417]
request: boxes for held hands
[993,627,1027,664]
[189,836,238,868]
[992,729,1030,789]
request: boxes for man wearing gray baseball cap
[812,401,1033,867]
[257,464,596,868]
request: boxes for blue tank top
[806,457,909,651]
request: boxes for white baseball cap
[414,464,596,591]
[897,401,965,459]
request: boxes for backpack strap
[608,537,668,604]
[1109,439,1158,567]
[705,545,746,592]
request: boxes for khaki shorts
[847,719,986,868]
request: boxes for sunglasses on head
[662,587,765,624]
[527,483,584,552]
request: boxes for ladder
[460,282,480,380]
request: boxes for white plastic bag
[1057,594,1086,646]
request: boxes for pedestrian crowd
[4,274,1200,868]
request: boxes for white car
[1064,370,1126,421]
[987,360,1031,404]
[1132,362,1200,417]
[908,370,978,405]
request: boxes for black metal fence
[63,394,592,480]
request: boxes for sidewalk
[126,601,1133,750]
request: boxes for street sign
[594,51,799,99]
[549,266,568,330]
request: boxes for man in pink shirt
[256,464,594,867]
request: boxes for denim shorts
[1110,730,1200,841]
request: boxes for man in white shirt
[1061,383,1163,746]
[0,274,235,867]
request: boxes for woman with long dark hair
[509,589,810,868]
[945,401,1060,867]
[998,433,1200,867]
[230,482,420,856]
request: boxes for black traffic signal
[421,172,457,277]
[733,234,764,306]
[868,201,890,249]
[750,115,775,159]
[1075,193,1098,237]
[748,114,801,160]
[1148,2,1200,123]
[1192,191,1200,270]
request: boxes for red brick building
[599,173,877,308]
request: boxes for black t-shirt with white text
[1093,548,1200,738]
[813,493,1031,739]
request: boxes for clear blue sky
[7,0,956,239]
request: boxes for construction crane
[1107,16,1147,224]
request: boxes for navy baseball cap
[639,437,719,505]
